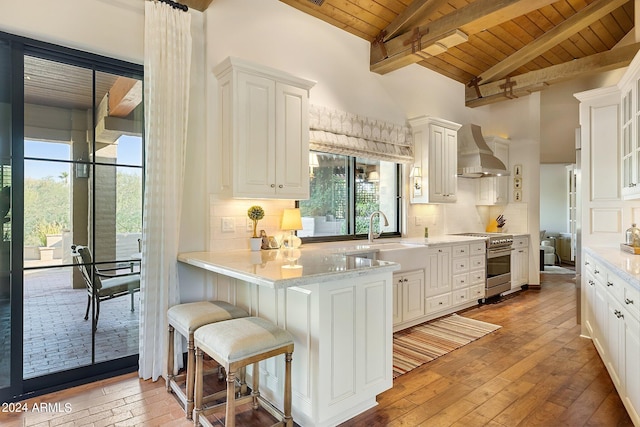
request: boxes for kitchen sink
[375,243,428,272]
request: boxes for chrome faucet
[368,211,389,243]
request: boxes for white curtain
[139,1,192,381]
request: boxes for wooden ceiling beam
[108,77,142,118]
[371,0,559,75]
[382,0,451,41]
[465,41,640,107]
[477,0,629,84]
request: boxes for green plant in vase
[247,205,265,238]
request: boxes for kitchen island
[178,247,400,427]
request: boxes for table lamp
[281,208,302,248]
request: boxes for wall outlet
[222,217,235,232]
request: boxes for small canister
[625,223,640,247]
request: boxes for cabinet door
[605,296,623,388]
[511,248,528,288]
[425,247,451,296]
[392,278,401,325]
[275,82,309,199]
[235,72,277,197]
[429,125,457,202]
[623,313,640,422]
[593,281,608,356]
[401,271,425,322]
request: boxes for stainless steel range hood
[457,124,509,178]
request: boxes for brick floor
[11,266,139,379]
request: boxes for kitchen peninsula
[178,247,400,427]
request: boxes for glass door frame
[0,30,144,403]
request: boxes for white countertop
[585,246,640,289]
[178,247,400,289]
[178,236,489,289]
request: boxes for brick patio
[19,266,139,378]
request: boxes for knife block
[486,219,499,233]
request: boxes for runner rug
[393,313,501,378]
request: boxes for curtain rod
[155,0,188,12]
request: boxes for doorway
[0,32,144,402]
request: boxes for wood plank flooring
[0,273,633,426]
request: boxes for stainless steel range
[456,233,513,299]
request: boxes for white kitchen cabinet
[583,251,640,426]
[511,236,529,289]
[618,51,640,199]
[476,136,509,205]
[425,246,452,297]
[408,116,461,203]
[393,270,425,328]
[213,57,315,199]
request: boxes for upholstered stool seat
[167,301,249,420]
[193,317,294,427]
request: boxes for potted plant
[247,205,265,251]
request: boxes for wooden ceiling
[276,0,636,107]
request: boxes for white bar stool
[167,301,249,419]
[193,317,294,427]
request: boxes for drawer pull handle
[615,310,624,319]
[585,261,590,265]
[625,298,634,305]
[438,302,443,305]
[588,280,595,286]
[594,269,599,274]
[607,281,613,287]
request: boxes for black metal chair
[71,245,140,329]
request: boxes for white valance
[309,105,414,163]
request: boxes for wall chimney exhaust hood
[457,124,509,178]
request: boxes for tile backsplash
[209,197,295,251]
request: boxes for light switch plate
[222,217,235,232]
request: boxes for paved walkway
[11,267,139,379]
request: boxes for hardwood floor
[0,273,633,426]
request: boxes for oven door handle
[487,246,513,258]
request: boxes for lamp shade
[281,208,303,231]
[410,166,422,177]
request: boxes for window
[298,151,401,241]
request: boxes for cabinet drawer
[470,269,485,285]
[609,273,640,320]
[426,293,452,313]
[605,268,625,301]
[624,284,640,320]
[469,284,485,299]
[512,236,529,248]
[470,255,485,269]
[470,241,486,255]
[453,258,469,273]
[452,244,470,258]
[452,288,470,305]
[453,273,470,289]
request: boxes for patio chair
[71,245,140,329]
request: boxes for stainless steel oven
[486,244,512,297]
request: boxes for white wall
[0,0,145,64]
[540,164,569,233]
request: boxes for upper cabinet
[409,116,461,204]
[213,57,315,199]
[476,136,509,206]
[619,53,640,200]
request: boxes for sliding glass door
[0,31,143,402]
[0,38,13,395]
